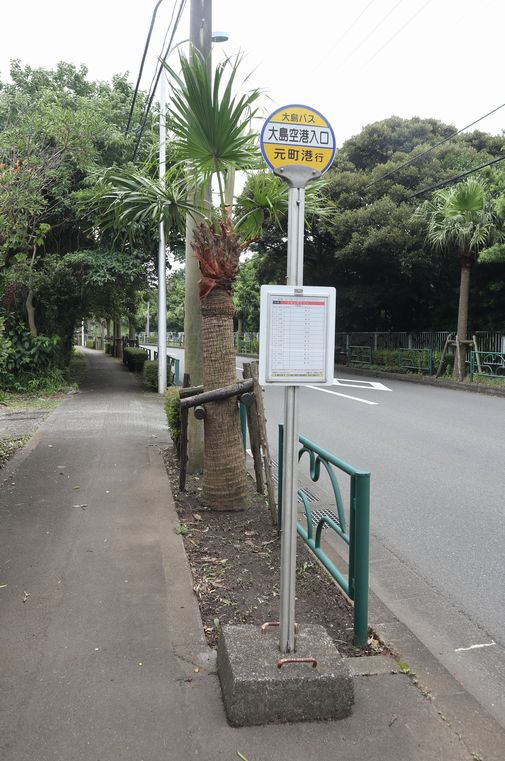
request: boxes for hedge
[85,339,95,349]
[123,347,149,372]
[143,359,173,389]
[164,386,181,453]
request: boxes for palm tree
[414,178,500,380]
[164,53,262,510]
[91,53,328,511]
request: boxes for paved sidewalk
[0,349,503,761]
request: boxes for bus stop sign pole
[274,165,321,654]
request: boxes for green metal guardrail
[398,347,433,374]
[145,348,181,386]
[469,350,505,381]
[278,425,370,648]
[348,345,372,366]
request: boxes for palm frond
[413,178,501,258]
[93,166,202,240]
[163,52,262,205]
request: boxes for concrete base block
[217,624,354,726]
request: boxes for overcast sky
[1,0,504,148]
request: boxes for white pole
[146,300,150,338]
[158,73,167,394]
[81,320,85,347]
[279,185,306,654]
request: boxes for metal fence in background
[336,331,505,354]
[138,330,505,356]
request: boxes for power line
[365,101,505,189]
[332,0,404,76]
[364,0,433,67]
[141,0,179,133]
[406,155,505,200]
[132,0,187,161]
[125,0,166,134]
[311,1,377,73]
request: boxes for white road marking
[454,641,496,652]
[236,364,391,392]
[333,378,391,391]
[306,386,378,406]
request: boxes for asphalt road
[157,345,505,727]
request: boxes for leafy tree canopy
[0,61,158,355]
[238,116,505,332]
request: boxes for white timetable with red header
[259,286,336,385]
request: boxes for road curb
[367,588,505,761]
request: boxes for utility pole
[158,72,168,394]
[184,0,212,471]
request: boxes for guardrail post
[239,401,247,457]
[352,472,370,648]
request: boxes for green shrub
[104,343,112,354]
[123,347,149,372]
[85,339,95,349]
[143,359,174,389]
[0,322,63,392]
[164,386,181,452]
[371,349,399,367]
[67,349,87,386]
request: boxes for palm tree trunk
[201,287,249,510]
[455,262,471,381]
[185,213,204,473]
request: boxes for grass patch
[0,350,87,414]
[0,392,62,413]
[0,434,30,466]
[67,349,88,386]
[470,374,505,388]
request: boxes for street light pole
[157,2,227,400]
[184,0,211,471]
[157,72,168,394]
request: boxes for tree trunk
[185,213,204,473]
[455,262,471,381]
[201,287,249,510]
[114,319,122,359]
[26,289,37,337]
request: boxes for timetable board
[259,285,336,385]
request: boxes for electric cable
[311,1,377,73]
[141,0,179,134]
[364,0,433,67]
[406,155,505,200]
[131,0,187,161]
[365,101,505,189]
[332,0,404,76]
[126,0,166,134]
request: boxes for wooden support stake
[179,384,204,399]
[238,391,255,408]
[472,335,482,374]
[242,364,264,495]
[436,333,453,379]
[180,379,253,409]
[194,405,206,420]
[249,361,277,526]
[179,373,190,492]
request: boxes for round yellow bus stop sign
[260,104,336,175]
